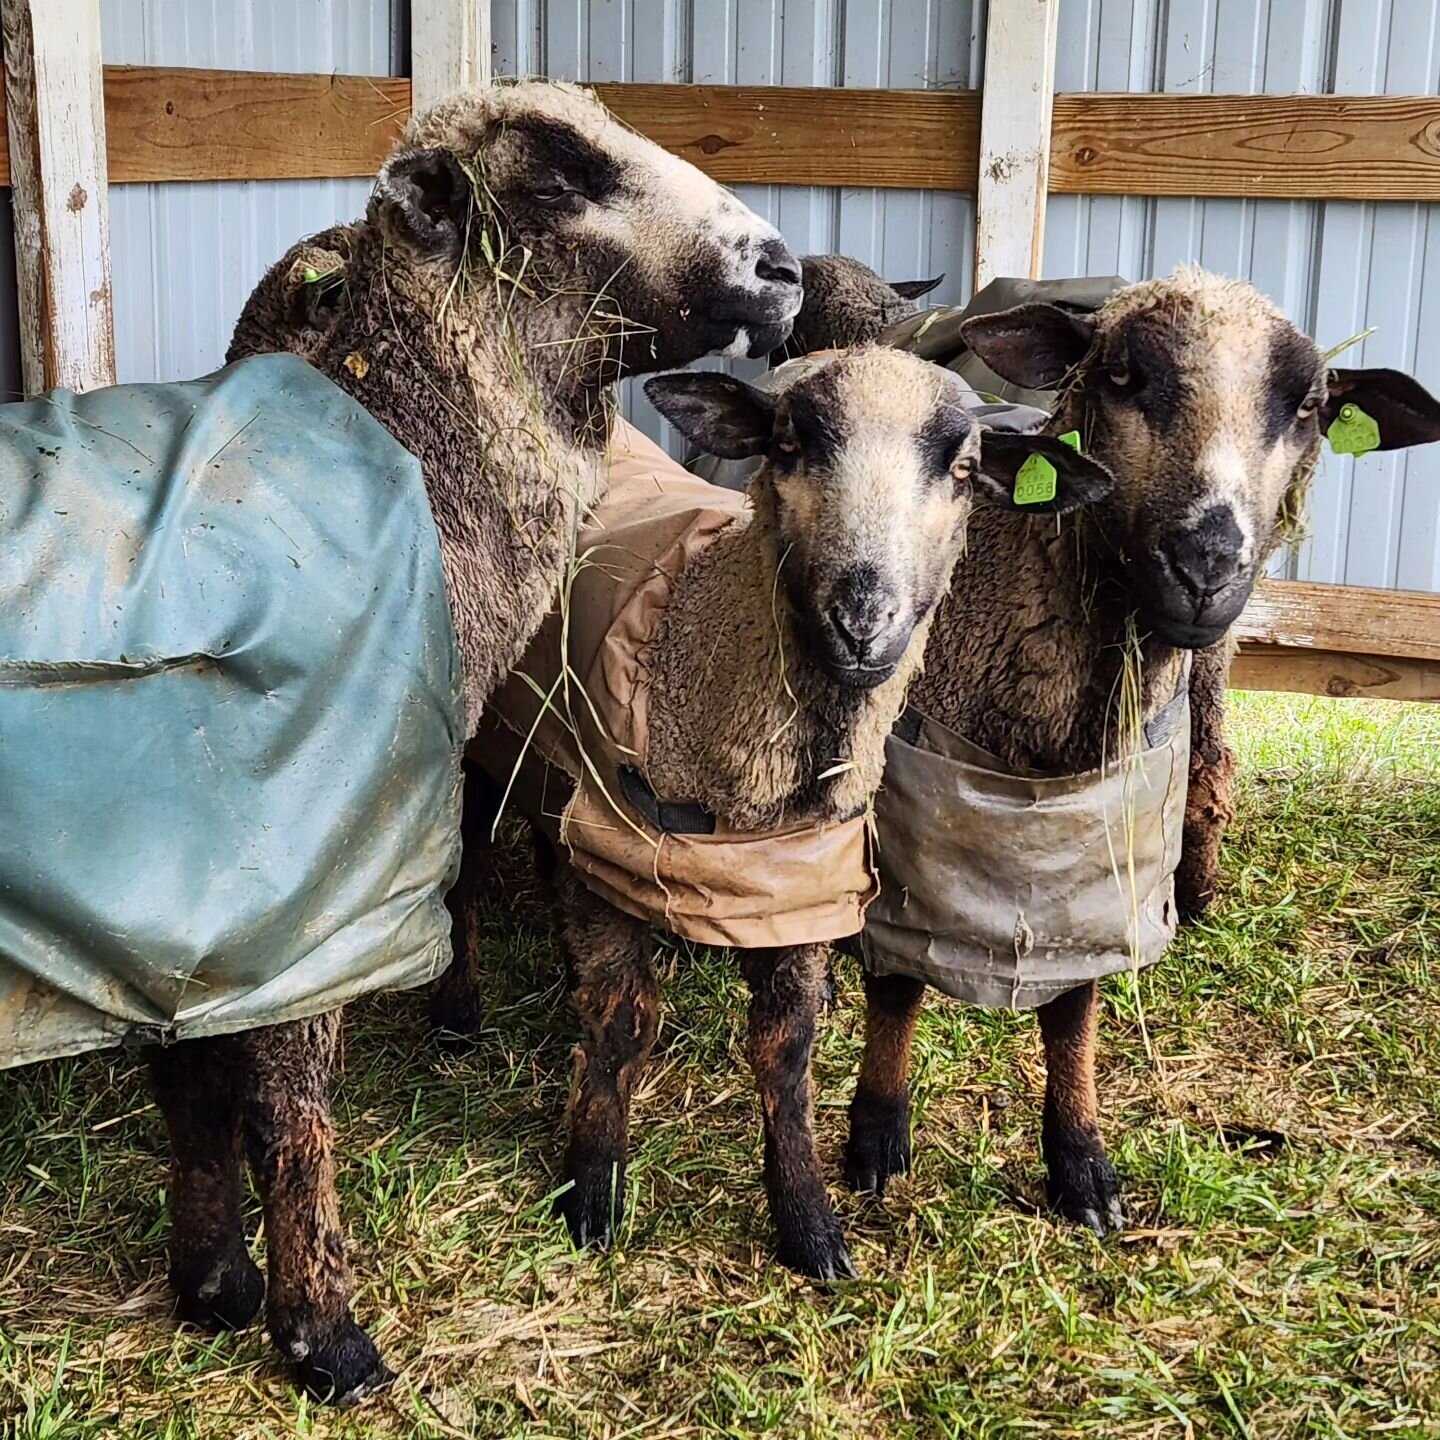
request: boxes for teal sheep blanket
[0,354,464,1067]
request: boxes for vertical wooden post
[411,0,493,113]
[974,0,1061,291]
[1,0,115,395]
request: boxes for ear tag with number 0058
[1013,430,1082,506]
[1327,403,1381,457]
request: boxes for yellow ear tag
[1013,432,1079,505]
[1013,455,1057,505]
[1327,403,1380,457]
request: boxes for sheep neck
[640,505,917,833]
[908,459,1185,777]
[306,244,620,729]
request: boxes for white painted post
[1,0,115,395]
[974,0,1061,292]
[411,0,493,113]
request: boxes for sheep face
[781,255,943,358]
[960,268,1440,648]
[371,80,801,371]
[647,350,1111,690]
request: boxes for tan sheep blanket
[471,421,878,949]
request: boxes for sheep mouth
[820,659,899,690]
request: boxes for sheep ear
[959,304,1096,389]
[973,431,1114,515]
[890,275,945,300]
[1324,367,1440,451]
[374,147,472,256]
[643,373,776,458]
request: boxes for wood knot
[66,184,87,213]
[696,133,735,156]
[1073,145,1099,167]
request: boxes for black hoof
[844,1088,911,1196]
[776,1213,858,1283]
[556,1156,625,1251]
[1044,1132,1124,1237]
[172,1245,266,1333]
[286,1318,392,1407]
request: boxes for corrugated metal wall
[99,0,393,387]
[497,0,1440,593]
[90,1,1439,593]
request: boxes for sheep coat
[472,422,878,948]
[0,356,463,1067]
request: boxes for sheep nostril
[756,240,802,289]
[829,604,888,656]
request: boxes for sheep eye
[776,437,800,455]
[950,456,974,482]
[1107,364,1132,388]
[533,182,575,205]
[1296,396,1319,421]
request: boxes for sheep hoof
[172,1245,266,1333]
[555,1164,625,1251]
[778,1220,858,1283]
[844,1089,911,1196]
[290,1319,392,1407]
[1045,1138,1124,1238]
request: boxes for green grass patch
[2,692,1437,1437]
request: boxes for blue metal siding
[99,1,391,388]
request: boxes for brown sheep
[776,255,942,359]
[847,267,1440,1235]
[442,350,1113,1278]
[150,79,802,1403]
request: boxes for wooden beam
[99,67,409,184]
[0,74,1436,202]
[1049,92,1440,202]
[1230,646,1440,703]
[591,83,978,190]
[1235,579,1440,664]
[410,0,491,114]
[974,0,1060,289]
[1,0,113,395]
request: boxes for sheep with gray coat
[153,77,802,1402]
[442,348,1113,1278]
[846,268,1440,1236]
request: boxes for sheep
[442,347,1114,1279]
[776,255,942,359]
[140,78,803,1403]
[845,267,1440,1236]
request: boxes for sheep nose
[755,239,802,289]
[1157,506,1246,602]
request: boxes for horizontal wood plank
[591,83,978,190]
[1235,579,1440,664]
[1230,646,1440,702]
[1050,92,1440,202]
[0,72,1438,202]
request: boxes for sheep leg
[240,1013,390,1405]
[1174,637,1237,922]
[844,970,926,1196]
[429,761,504,1037]
[556,869,660,1251]
[1037,980,1122,1236]
[741,944,855,1282]
[147,1036,265,1332]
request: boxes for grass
[2,691,1438,1439]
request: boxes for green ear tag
[301,266,320,284]
[1013,454,1058,505]
[1058,429,1082,452]
[1327,403,1381,457]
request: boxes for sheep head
[960,266,1440,648]
[371,80,801,373]
[778,255,943,360]
[647,349,1110,689]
